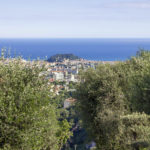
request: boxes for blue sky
[0,0,150,38]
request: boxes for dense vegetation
[0,58,71,150]
[1,50,150,150]
[53,81,88,150]
[76,50,150,150]
[47,54,80,62]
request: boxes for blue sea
[0,38,150,61]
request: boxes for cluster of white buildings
[50,70,77,82]
[45,59,100,82]
[3,58,115,83]
[38,59,117,83]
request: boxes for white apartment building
[53,72,64,81]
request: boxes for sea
[0,38,150,61]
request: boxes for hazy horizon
[4,37,149,39]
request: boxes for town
[44,59,115,83]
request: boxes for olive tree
[0,58,71,150]
[76,52,150,150]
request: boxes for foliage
[125,50,150,114]
[76,50,150,150]
[0,58,71,150]
[57,119,73,150]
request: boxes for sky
[0,0,150,38]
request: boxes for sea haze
[0,38,150,61]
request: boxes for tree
[126,50,150,114]
[76,51,150,150]
[0,58,71,150]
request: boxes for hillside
[47,54,80,62]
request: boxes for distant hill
[47,54,80,62]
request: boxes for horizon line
[0,37,150,39]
